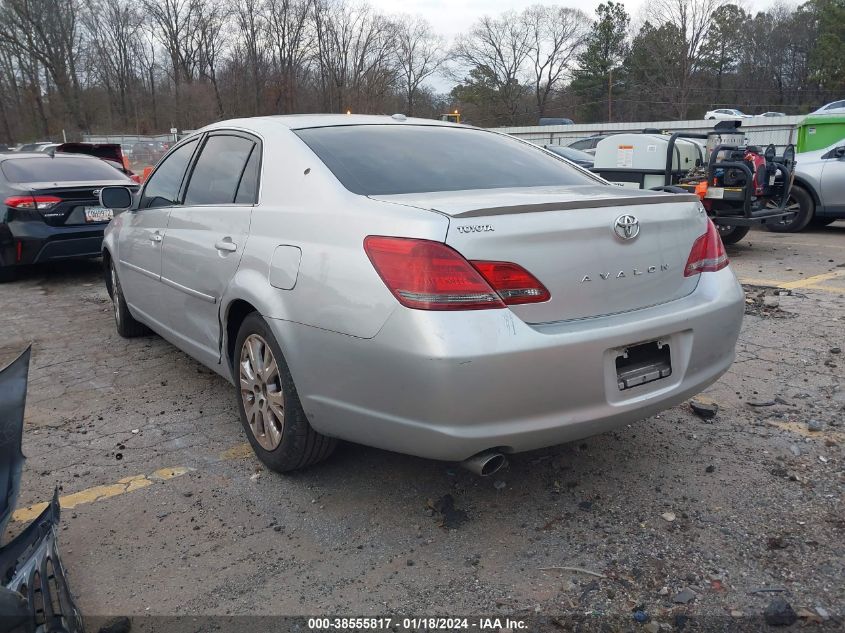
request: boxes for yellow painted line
[218,443,253,460]
[739,276,845,295]
[779,269,845,290]
[12,466,193,523]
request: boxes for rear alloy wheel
[715,224,750,245]
[233,313,336,472]
[110,261,149,337]
[765,186,814,233]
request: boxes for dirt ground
[1,224,843,631]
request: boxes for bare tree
[265,0,311,113]
[195,0,229,117]
[451,13,531,123]
[522,5,588,117]
[0,0,88,131]
[234,0,267,115]
[143,0,202,94]
[392,15,443,116]
[82,0,145,128]
[647,0,727,117]
[312,0,396,113]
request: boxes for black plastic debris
[0,347,85,633]
[0,347,28,538]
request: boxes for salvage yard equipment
[796,114,845,153]
[592,121,796,244]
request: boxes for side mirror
[835,146,845,159]
[99,186,133,210]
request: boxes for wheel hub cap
[239,334,284,450]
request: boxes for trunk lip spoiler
[449,193,700,218]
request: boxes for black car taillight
[5,195,62,211]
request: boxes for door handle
[150,231,163,243]
[215,238,237,253]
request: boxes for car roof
[199,114,462,135]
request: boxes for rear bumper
[270,267,744,462]
[0,220,106,266]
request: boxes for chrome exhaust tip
[460,449,507,477]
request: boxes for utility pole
[608,67,613,122]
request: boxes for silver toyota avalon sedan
[99,115,744,475]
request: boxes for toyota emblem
[613,214,640,240]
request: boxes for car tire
[765,186,814,233]
[809,216,836,227]
[716,224,750,245]
[109,261,150,338]
[233,312,337,473]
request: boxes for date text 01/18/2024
[307,617,528,630]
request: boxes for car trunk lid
[371,185,707,323]
[22,180,135,225]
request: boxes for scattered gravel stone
[689,398,718,419]
[673,588,696,604]
[830,347,841,354]
[661,512,676,522]
[766,536,787,550]
[807,419,824,432]
[764,598,798,626]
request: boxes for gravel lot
[1,225,843,631]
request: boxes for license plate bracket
[615,340,672,390]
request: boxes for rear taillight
[5,195,61,210]
[470,261,550,305]
[684,220,729,277]
[364,236,550,311]
[364,236,504,310]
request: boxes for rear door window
[183,135,255,205]
[0,157,128,183]
[296,125,597,196]
[140,138,198,208]
[234,146,261,204]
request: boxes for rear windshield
[1,156,127,183]
[295,125,597,195]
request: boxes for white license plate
[705,187,724,199]
[84,206,113,223]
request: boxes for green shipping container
[797,114,845,153]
